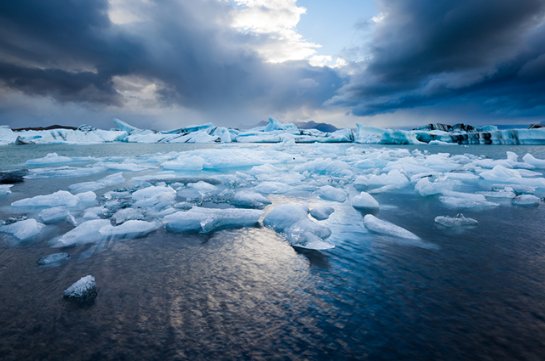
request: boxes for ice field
[1,142,545,360]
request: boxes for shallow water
[1,143,545,360]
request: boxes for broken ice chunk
[38,207,71,224]
[434,214,478,227]
[69,172,125,193]
[26,153,73,166]
[263,204,334,250]
[231,190,272,209]
[112,208,145,225]
[132,185,176,210]
[12,190,80,208]
[164,207,262,233]
[0,218,45,241]
[351,192,379,213]
[63,275,97,303]
[363,214,420,241]
[99,220,159,239]
[317,185,347,202]
[309,206,335,220]
[0,184,13,196]
[512,195,541,207]
[522,153,545,169]
[439,191,499,209]
[54,219,112,247]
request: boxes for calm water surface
[1,143,545,361]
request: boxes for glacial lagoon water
[1,143,545,360]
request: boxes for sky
[1,0,545,130]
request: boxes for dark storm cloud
[0,0,342,127]
[333,0,545,119]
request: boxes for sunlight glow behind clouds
[230,0,345,66]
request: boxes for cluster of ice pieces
[1,144,544,255]
[3,118,545,145]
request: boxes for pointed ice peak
[263,117,298,132]
[113,118,141,133]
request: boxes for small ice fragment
[363,214,420,241]
[434,214,478,227]
[232,190,272,209]
[512,195,540,207]
[352,192,379,212]
[37,252,70,266]
[63,275,97,303]
[309,206,335,220]
[317,185,347,202]
[0,218,45,240]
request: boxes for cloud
[0,0,343,128]
[332,0,545,121]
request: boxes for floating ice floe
[231,190,271,209]
[309,206,335,221]
[69,172,125,193]
[38,207,72,224]
[363,215,436,249]
[53,219,159,247]
[263,204,334,250]
[512,195,541,207]
[164,207,262,233]
[434,214,478,228]
[0,218,45,241]
[439,191,499,209]
[317,185,347,202]
[351,192,379,213]
[363,215,420,240]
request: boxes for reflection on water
[1,144,545,360]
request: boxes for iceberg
[0,218,45,241]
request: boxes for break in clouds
[0,0,544,129]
